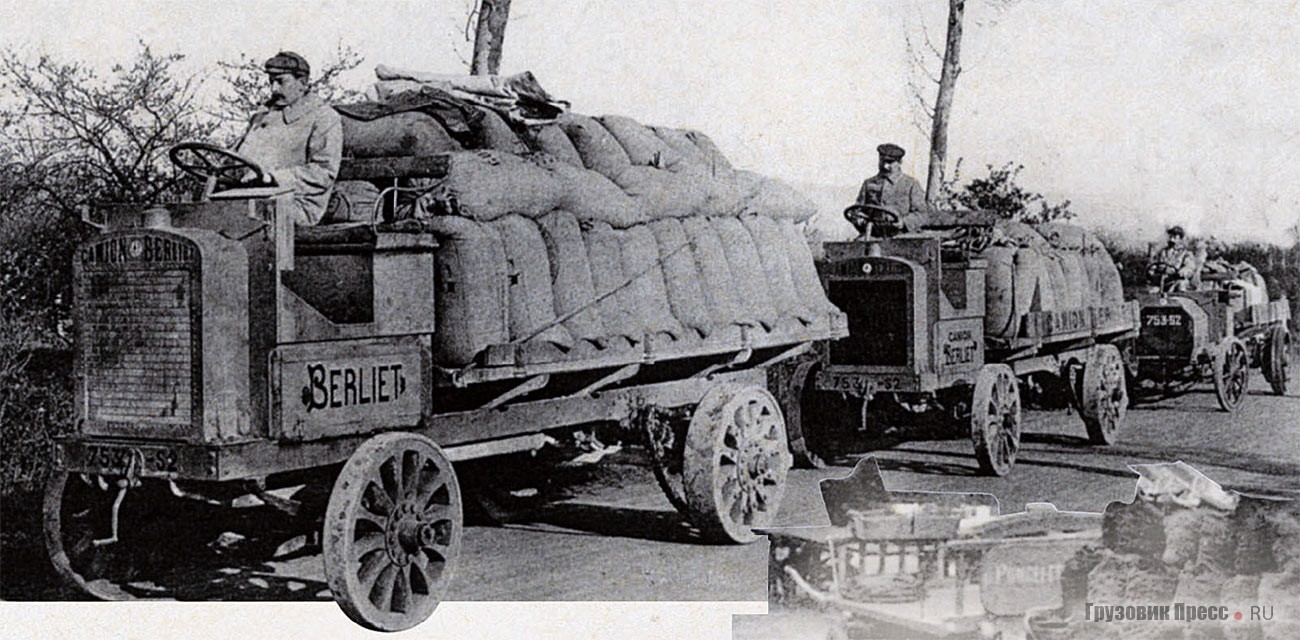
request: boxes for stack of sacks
[409,111,842,367]
[1056,462,1299,640]
[977,220,1128,342]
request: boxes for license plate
[1145,314,1183,327]
[81,443,180,476]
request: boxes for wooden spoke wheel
[683,384,793,544]
[44,471,141,600]
[324,433,462,632]
[970,364,1021,477]
[644,405,690,515]
[1078,344,1129,445]
[43,473,189,600]
[1212,337,1250,412]
[1263,325,1293,396]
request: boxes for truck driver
[235,51,343,225]
[854,143,931,231]
[1147,225,1198,290]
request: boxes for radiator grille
[77,236,200,438]
[828,279,910,367]
[1137,306,1192,360]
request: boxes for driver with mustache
[236,51,342,225]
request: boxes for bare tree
[926,0,965,203]
[905,1,1018,204]
[470,0,512,75]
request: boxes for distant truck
[1131,258,1292,410]
[774,205,1136,476]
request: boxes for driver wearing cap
[235,51,342,225]
[1147,225,1198,290]
[854,143,930,231]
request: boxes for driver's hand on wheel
[239,169,274,185]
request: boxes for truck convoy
[42,68,1294,632]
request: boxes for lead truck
[47,103,846,633]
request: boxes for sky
[3,0,1299,245]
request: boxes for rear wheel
[1078,344,1128,445]
[1212,337,1250,412]
[683,384,792,543]
[1263,325,1292,396]
[323,432,462,632]
[970,364,1021,477]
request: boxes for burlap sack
[735,171,817,222]
[490,215,574,356]
[681,217,745,328]
[584,221,641,343]
[527,124,585,167]
[620,225,686,339]
[472,106,530,154]
[651,126,710,171]
[611,166,710,219]
[559,113,632,180]
[1053,251,1088,310]
[526,153,646,228]
[536,210,606,345]
[650,219,713,338]
[598,114,681,168]
[340,110,462,158]
[1042,252,1072,311]
[422,215,508,365]
[778,218,837,319]
[712,217,778,330]
[325,180,382,223]
[685,129,734,174]
[420,150,564,221]
[742,215,808,323]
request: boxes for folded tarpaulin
[374,65,569,125]
[333,85,483,146]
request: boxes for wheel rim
[971,366,1021,476]
[1081,345,1128,444]
[644,405,690,514]
[1214,340,1249,411]
[324,433,461,632]
[684,385,792,543]
[1267,328,1291,395]
[44,472,138,600]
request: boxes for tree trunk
[925,0,965,203]
[471,0,512,75]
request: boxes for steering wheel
[169,142,268,185]
[843,203,903,237]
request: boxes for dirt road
[4,378,1295,606]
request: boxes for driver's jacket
[1147,244,1197,286]
[237,93,342,224]
[855,171,930,230]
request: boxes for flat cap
[264,51,310,77]
[877,143,905,161]
[1166,225,1186,237]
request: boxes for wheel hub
[387,502,428,566]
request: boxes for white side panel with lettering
[273,337,425,441]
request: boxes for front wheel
[683,384,792,543]
[1212,337,1250,412]
[323,432,462,632]
[970,364,1022,477]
